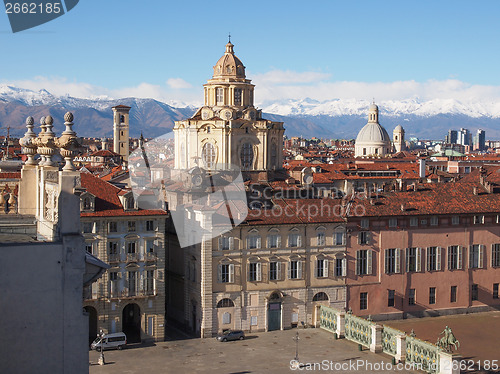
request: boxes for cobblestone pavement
[386,310,500,374]
[89,328,421,374]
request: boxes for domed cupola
[354,102,392,157]
[212,41,246,79]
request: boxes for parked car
[91,332,127,351]
[216,330,245,342]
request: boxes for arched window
[240,143,254,170]
[313,292,329,301]
[83,197,91,210]
[202,143,216,169]
[217,298,235,308]
[120,115,125,123]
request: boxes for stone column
[336,312,345,338]
[395,334,406,363]
[439,352,462,374]
[370,324,383,353]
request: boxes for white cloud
[252,70,331,84]
[166,78,192,89]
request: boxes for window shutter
[288,261,292,279]
[218,237,223,250]
[298,260,303,278]
[256,263,262,281]
[297,235,302,247]
[479,245,484,269]
[357,233,362,245]
[341,257,347,277]
[366,232,371,245]
[324,259,329,277]
[395,249,401,273]
[367,250,373,275]
[458,246,464,270]
[416,248,422,272]
[256,236,261,249]
[139,271,144,292]
[355,251,360,275]
[447,247,452,270]
[277,235,282,248]
[314,259,319,277]
[277,261,282,280]
[229,264,234,283]
[229,237,234,250]
[437,247,442,271]
[217,264,222,283]
[384,249,389,274]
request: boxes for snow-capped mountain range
[2,85,500,140]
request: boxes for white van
[91,332,127,351]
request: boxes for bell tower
[173,40,284,175]
[112,105,131,163]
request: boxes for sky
[2,0,500,106]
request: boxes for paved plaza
[89,328,420,374]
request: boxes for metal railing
[406,335,441,374]
[381,325,404,356]
[319,305,339,333]
[344,311,373,348]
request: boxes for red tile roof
[80,172,167,217]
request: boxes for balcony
[126,252,138,262]
[108,253,120,263]
[145,252,157,262]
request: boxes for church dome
[369,103,378,111]
[355,122,391,144]
[213,42,246,79]
[394,124,404,132]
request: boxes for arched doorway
[267,291,282,331]
[84,306,98,346]
[122,303,141,343]
[312,292,330,326]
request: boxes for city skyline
[2,1,500,106]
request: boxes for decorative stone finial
[35,114,57,167]
[19,116,39,166]
[56,111,80,171]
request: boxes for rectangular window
[247,235,261,249]
[128,220,136,232]
[85,243,93,254]
[267,234,280,248]
[219,237,233,250]
[471,284,478,301]
[218,263,234,283]
[315,259,328,278]
[406,247,421,272]
[358,231,369,245]
[451,216,460,225]
[426,247,441,271]
[388,218,397,228]
[216,87,224,104]
[360,219,369,229]
[248,262,261,282]
[429,287,436,304]
[385,248,400,274]
[317,232,325,246]
[146,220,154,231]
[469,244,483,269]
[289,233,301,247]
[356,249,372,275]
[430,216,439,226]
[492,244,500,267]
[494,283,499,299]
[360,292,368,310]
[335,258,346,277]
[335,231,345,246]
[146,270,155,294]
[474,215,484,225]
[128,271,137,296]
[83,222,92,233]
[145,239,155,254]
[410,217,418,227]
[450,286,457,303]
[288,260,302,279]
[269,261,280,281]
[408,289,416,306]
[388,289,395,307]
[108,221,118,232]
[234,88,242,105]
[448,246,463,270]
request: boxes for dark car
[216,329,245,342]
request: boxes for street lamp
[98,329,105,366]
[293,331,300,362]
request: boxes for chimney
[400,203,405,212]
[418,159,426,179]
[473,186,478,195]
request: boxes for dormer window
[126,197,135,210]
[80,192,95,212]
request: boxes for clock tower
[173,40,284,176]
